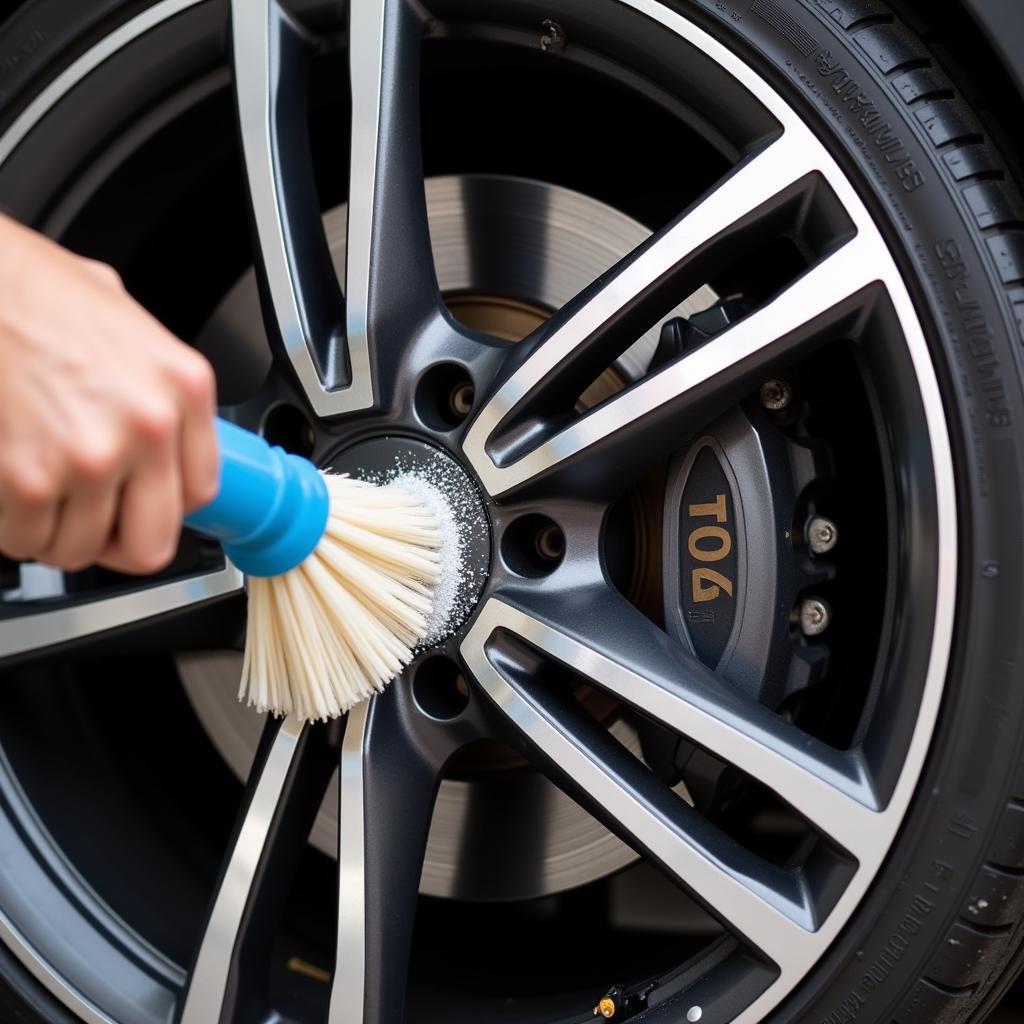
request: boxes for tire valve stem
[592,981,658,1020]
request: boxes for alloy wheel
[0,1,957,1022]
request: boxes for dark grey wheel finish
[7,0,1024,1022]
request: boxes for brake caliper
[644,306,839,803]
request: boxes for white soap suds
[389,473,461,644]
[361,447,489,646]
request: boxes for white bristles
[238,473,444,721]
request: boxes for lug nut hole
[502,514,566,577]
[416,364,475,429]
[261,403,316,457]
[449,380,475,418]
[412,655,470,720]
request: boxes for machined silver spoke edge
[464,599,880,860]
[0,564,242,660]
[178,715,305,1024]
[232,0,376,414]
[328,700,368,1024]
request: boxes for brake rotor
[179,174,717,901]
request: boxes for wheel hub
[325,434,490,644]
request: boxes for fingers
[40,483,120,572]
[99,415,183,575]
[0,461,59,562]
[33,428,122,570]
[132,303,219,514]
[174,352,220,513]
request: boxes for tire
[691,4,1024,1024]
[0,1,1022,1023]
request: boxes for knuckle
[69,437,121,482]
[50,555,91,574]
[83,259,124,291]
[175,352,217,407]
[121,522,179,576]
[131,400,177,444]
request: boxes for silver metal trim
[462,601,818,966]
[463,600,877,857]
[468,230,875,494]
[232,0,374,415]
[179,715,305,1024]
[0,564,242,659]
[328,701,368,1024]
[341,0,387,411]
[462,136,830,496]
[0,909,116,1024]
[0,0,209,166]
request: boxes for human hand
[0,215,219,574]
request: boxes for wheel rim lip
[0,2,957,1023]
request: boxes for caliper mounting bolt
[799,597,831,636]
[759,378,792,411]
[807,516,838,554]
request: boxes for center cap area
[324,436,491,645]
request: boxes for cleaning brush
[185,419,444,721]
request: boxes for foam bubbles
[365,447,489,645]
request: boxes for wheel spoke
[231,0,360,414]
[461,589,884,964]
[330,687,463,1024]
[0,563,242,661]
[233,0,439,415]
[462,137,879,498]
[346,0,442,406]
[465,593,878,857]
[462,599,821,969]
[179,715,336,1024]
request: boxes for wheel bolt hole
[412,655,470,720]
[535,524,565,562]
[449,380,475,418]
[261,403,316,457]
[502,514,565,577]
[416,364,475,430]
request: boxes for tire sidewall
[666,2,1024,1023]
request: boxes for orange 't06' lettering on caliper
[687,493,735,603]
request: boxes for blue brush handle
[184,418,329,578]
